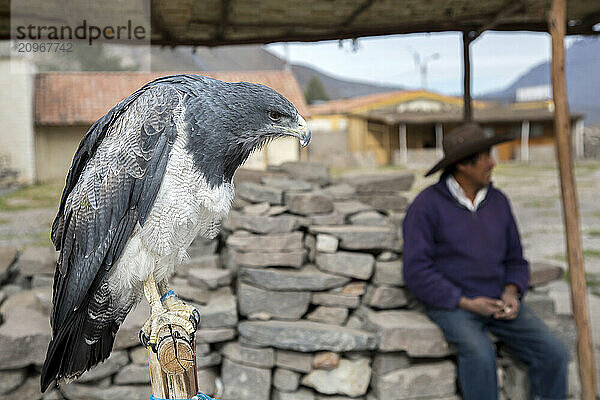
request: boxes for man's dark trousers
[426,304,569,400]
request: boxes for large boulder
[275,350,313,373]
[301,358,371,397]
[76,351,129,383]
[224,211,305,234]
[236,182,283,204]
[239,265,350,291]
[343,173,414,193]
[221,341,275,368]
[188,268,232,290]
[273,367,301,392]
[60,382,150,400]
[0,305,51,369]
[17,246,56,276]
[0,247,18,284]
[227,231,304,252]
[365,310,453,357]
[315,251,374,280]
[238,282,311,320]
[364,285,411,309]
[286,192,334,216]
[196,287,238,328]
[221,358,271,400]
[271,162,330,186]
[233,249,306,268]
[371,361,456,400]
[309,225,401,251]
[114,302,149,349]
[238,320,377,352]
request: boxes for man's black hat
[424,122,514,177]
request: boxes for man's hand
[494,284,520,320]
[459,296,504,317]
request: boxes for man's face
[457,149,495,188]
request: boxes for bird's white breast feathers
[108,97,234,297]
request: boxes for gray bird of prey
[40,74,310,392]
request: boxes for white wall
[0,57,36,184]
[242,138,300,170]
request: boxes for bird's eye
[269,111,282,121]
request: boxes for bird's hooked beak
[276,115,311,148]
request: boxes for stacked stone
[0,162,579,400]
[223,163,458,400]
[0,235,235,399]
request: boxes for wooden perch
[148,324,199,399]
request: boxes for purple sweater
[402,176,530,310]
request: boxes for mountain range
[482,37,600,124]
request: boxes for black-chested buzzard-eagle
[40,74,310,391]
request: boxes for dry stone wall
[0,162,579,399]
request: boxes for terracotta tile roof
[309,90,482,116]
[308,90,409,115]
[35,70,308,125]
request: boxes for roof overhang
[1,0,599,46]
[350,108,585,125]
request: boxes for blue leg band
[150,390,217,400]
[160,289,176,303]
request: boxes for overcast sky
[267,32,579,96]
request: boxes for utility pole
[408,48,440,90]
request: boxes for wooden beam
[475,0,526,37]
[549,1,597,399]
[215,0,231,41]
[462,31,473,122]
[151,19,600,48]
[341,0,376,28]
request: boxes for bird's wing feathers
[50,83,181,333]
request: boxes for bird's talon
[190,309,200,330]
[139,330,150,348]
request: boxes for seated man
[402,123,569,400]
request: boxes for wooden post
[548,0,597,398]
[148,325,199,399]
[575,119,584,159]
[520,120,530,162]
[462,31,473,122]
[399,123,407,164]
[435,123,443,157]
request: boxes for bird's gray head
[184,77,311,187]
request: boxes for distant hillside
[481,37,600,124]
[290,63,403,100]
[149,45,402,100]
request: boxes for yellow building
[308,91,584,167]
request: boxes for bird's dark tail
[40,302,118,392]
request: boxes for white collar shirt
[446,175,488,212]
